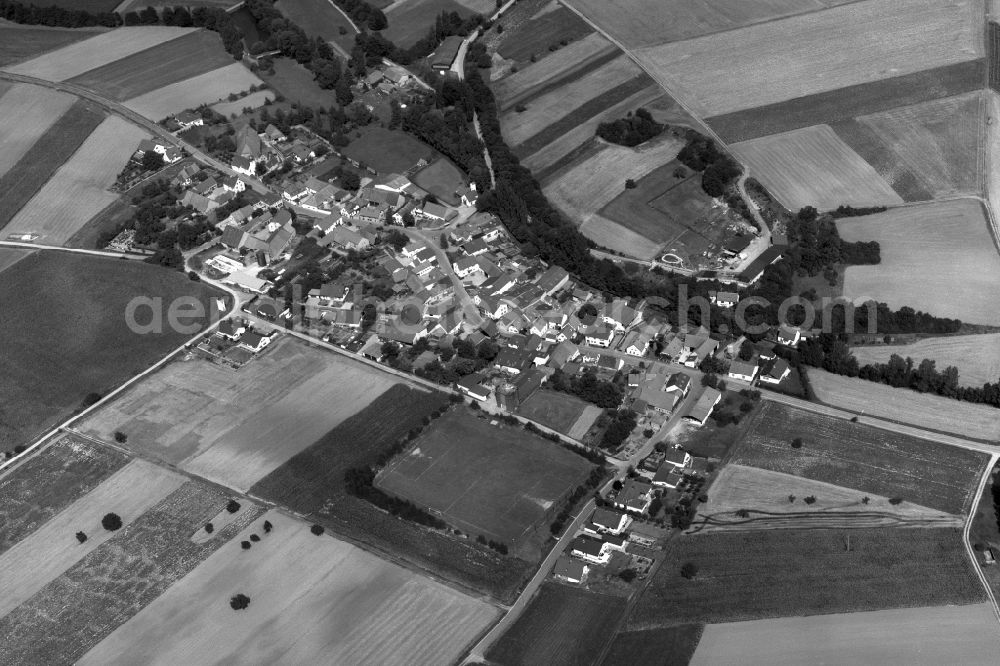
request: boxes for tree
[114,431,127,443]
[618,568,637,582]
[263,520,273,533]
[861,496,870,504]
[402,210,415,227]
[680,562,698,579]
[226,499,241,513]
[102,513,123,531]
[386,229,408,251]
[230,593,251,610]
[625,178,636,189]
[205,522,214,534]
[791,437,803,449]
[738,339,754,361]
[311,523,325,535]
[76,531,87,543]
[889,497,903,505]
[335,77,354,107]
[788,494,796,503]
[241,540,251,549]
[142,149,164,172]
[439,232,449,249]
[340,170,361,190]
[804,495,817,504]
[249,534,261,542]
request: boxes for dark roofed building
[429,35,464,70]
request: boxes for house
[216,318,245,340]
[711,291,739,308]
[685,387,722,425]
[553,557,587,584]
[264,124,286,143]
[638,386,679,415]
[429,35,463,70]
[728,358,759,382]
[547,340,580,370]
[477,295,508,320]
[613,479,654,515]
[495,347,533,374]
[453,255,483,279]
[174,110,203,130]
[584,324,615,348]
[589,508,632,535]
[759,357,791,384]
[535,265,569,295]
[622,330,652,357]
[664,373,691,397]
[569,535,623,565]
[238,330,272,353]
[180,190,216,214]
[662,448,691,469]
[364,69,384,88]
[418,201,455,222]
[323,226,370,251]
[651,467,684,489]
[777,324,802,347]
[457,373,491,401]
[384,65,410,86]
[235,124,263,161]
[220,175,246,193]
[359,334,384,361]
[231,155,256,177]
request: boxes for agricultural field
[730,125,903,211]
[692,464,961,533]
[250,385,534,601]
[495,5,592,64]
[486,583,626,666]
[634,0,980,117]
[837,200,1000,325]
[384,0,478,48]
[125,62,263,120]
[730,401,987,515]
[80,511,498,666]
[0,84,75,178]
[852,334,1000,388]
[4,116,149,245]
[67,29,236,102]
[0,99,105,231]
[376,410,594,545]
[563,0,857,49]
[4,26,197,81]
[341,126,435,174]
[806,368,1000,442]
[410,157,466,206]
[276,0,356,55]
[0,248,30,274]
[0,480,264,666]
[260,57,337,108]
[26,0,119,8]
[210,90,275,117]
[630,527,984,628]
[691,604,1000,665]
[601,626,703,666]
[969,464,1000,595]
[517,389,602,440]
[578,214,663,261]
[832,119,936,203]
[0,252,221,451]
[0,22,105,68]
[79,336,400,492]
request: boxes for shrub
[249,534,261,542]
[680,562,698,579]
[514,104,527,113]
[735,508,749,518]
[101,512,123,531]
[625,179,636,189]
[113,431,127,443]
[75,531,87,543]
[619,568,637,582]
[861,496,870,505]
[226,499,241,514]
[889,497,903,505]
[230,593,251,610]
[804,496,817,504]
[788,494,796,503]
[240,540,251,550]
[263,520,272,533]
[205,522,214,534]
[310,523,325,536]
[791,437,803,449]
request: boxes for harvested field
[0,459,185,618]
[0,99,104,231]
[602,626,703,666]
[518,389,599,438]
[5,27,197,81]
[579,215,662,261]
[564,0,856,49]
[631,527,983,628]
[260,56,336,108]
[0,23,104,67]
[377,410,594,544]
[82,511,497,665]
[691,604,1000,666]
[5,116,148,245]
[732,124,903,211]
[251,385,534,602]
[731,401,987,514]
[0,84,75,179]
[0,252,222,451]
[837,200,1000,325]
[831,118,934,203]
[693,464,961,533]
[210,90,274,117]
[496,6,592,62]
[79,336,399,492]
[67,30,236,102]
[277,0,357,54]
[501,55,644,147]
[487,583,626,666]
[0,248,30,274]
[0,437,127,555]
[411,157,466,206]
[707,60,985,143]
[341,126,434,174]
[124,62,264,120]
[0,482,264,666]
[852,334,1000,388]
[634,0,981,117]
[807,368,1000,442]
[385,0,476,48]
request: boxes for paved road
[964,454,1000,625]
[404,227,484,327]
[0,240,149,260]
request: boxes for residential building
[711,291,739,308]
[613,479,654,515]
[651,467,683,489]
[777,324,802,346]
[553,557,587,584]
[685,387,722,425]
[535,265,569,295]
[759,357,791,384]
[584,323,615,348]
[589,508,632,535]
[664,373,691,397]
[238,330,272,353]
[456,373,491,401]
[728,358,759,382]
[662,448,691,469]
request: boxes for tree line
[788,206,880,275]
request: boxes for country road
[0,240,148,260]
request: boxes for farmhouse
[535,265,570,295]
[553,557,587,584]
[429,35,464,71]
[613,479,653,515]
[711,291,739,308]
[584,323,615,348]
[232,155,256,177]
[238,330,272,353]
[621,330,652,357]
[723,235,753,259]
[685,387,722,425]
[638,386,679,415]
[664,373,691,397]
[418,201,456,222]
[662,448,691,469]
[738,246,785,285]
[216,318,245,340]
[728,359,759,383]
[173,110,203,130]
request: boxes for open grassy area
[602,625,703,666]
[730,401,987,515]
[376,409,594,545]
[341,126,435,174]
[517,389,590,434]
[410,157,466,206]
[0,23,104,67]
[0,252,223,451]
[487,583,626,666]
[385,0,477,48]
[969,463,1000,598]
[631,527,984,628]
[496,6,592,62]
[276,0,356,54]
[260,56,337,108]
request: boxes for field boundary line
[964,454,1000,625]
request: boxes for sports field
[376,410,594,544]
[631,527,984,628]
[634,0,981,117]
[385,0,476,48]
[124,62,264,120]
[67,30,236,102]
[79,336,400,492]
[807,368,1000,441]
[4,27,197,81]
[517,389,602,439]
[837,200,1000,324]
[341,127,435,174]
[276,0,357,54]
[691,604,1000,665]
[5,116,149,245]
[410,158,466,206]
[852,334,1000,388]
[0,23,104,68]
[731,124,903,211]
[730,401,987,515]
[0,84,75,178]
[81,511,498,666]
[210,90,274,117]
[0,252,221,451]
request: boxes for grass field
[579,214,664,260]
[0,459,185,618]
[80,336,399,492]
[5,26,197,81]
[852,334,1000,388]
[0,252,221,451]
[0,23,105,67]
[693,464,961,533]
[0,99,105,233]
[410,157,466,206]
[210,89,274,117]
[377,410,594,544]
[631,527,983,628]
[496,6,592,62]
[602,626,703,666]
[125,62,263,120]
[517,389,601,438]
[0,84,75,179]
[807,368,1000,441]
[487,583,626,666]
[731,124,903,210]
[67,30,235,102]
[691,604,1000,665]
[730,401,987,515]
[260,57,337,108]
[0,437,127,554]
[564,0,856,49]
[5,116,148,245]
[81,510,498,665]
[341,126,435,174]
[277,0,356,54]
[0,481,264,666]
[385,0,477,48]
[706,60,985,143]
[634,0,981,117]
[837,200,1000,325]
